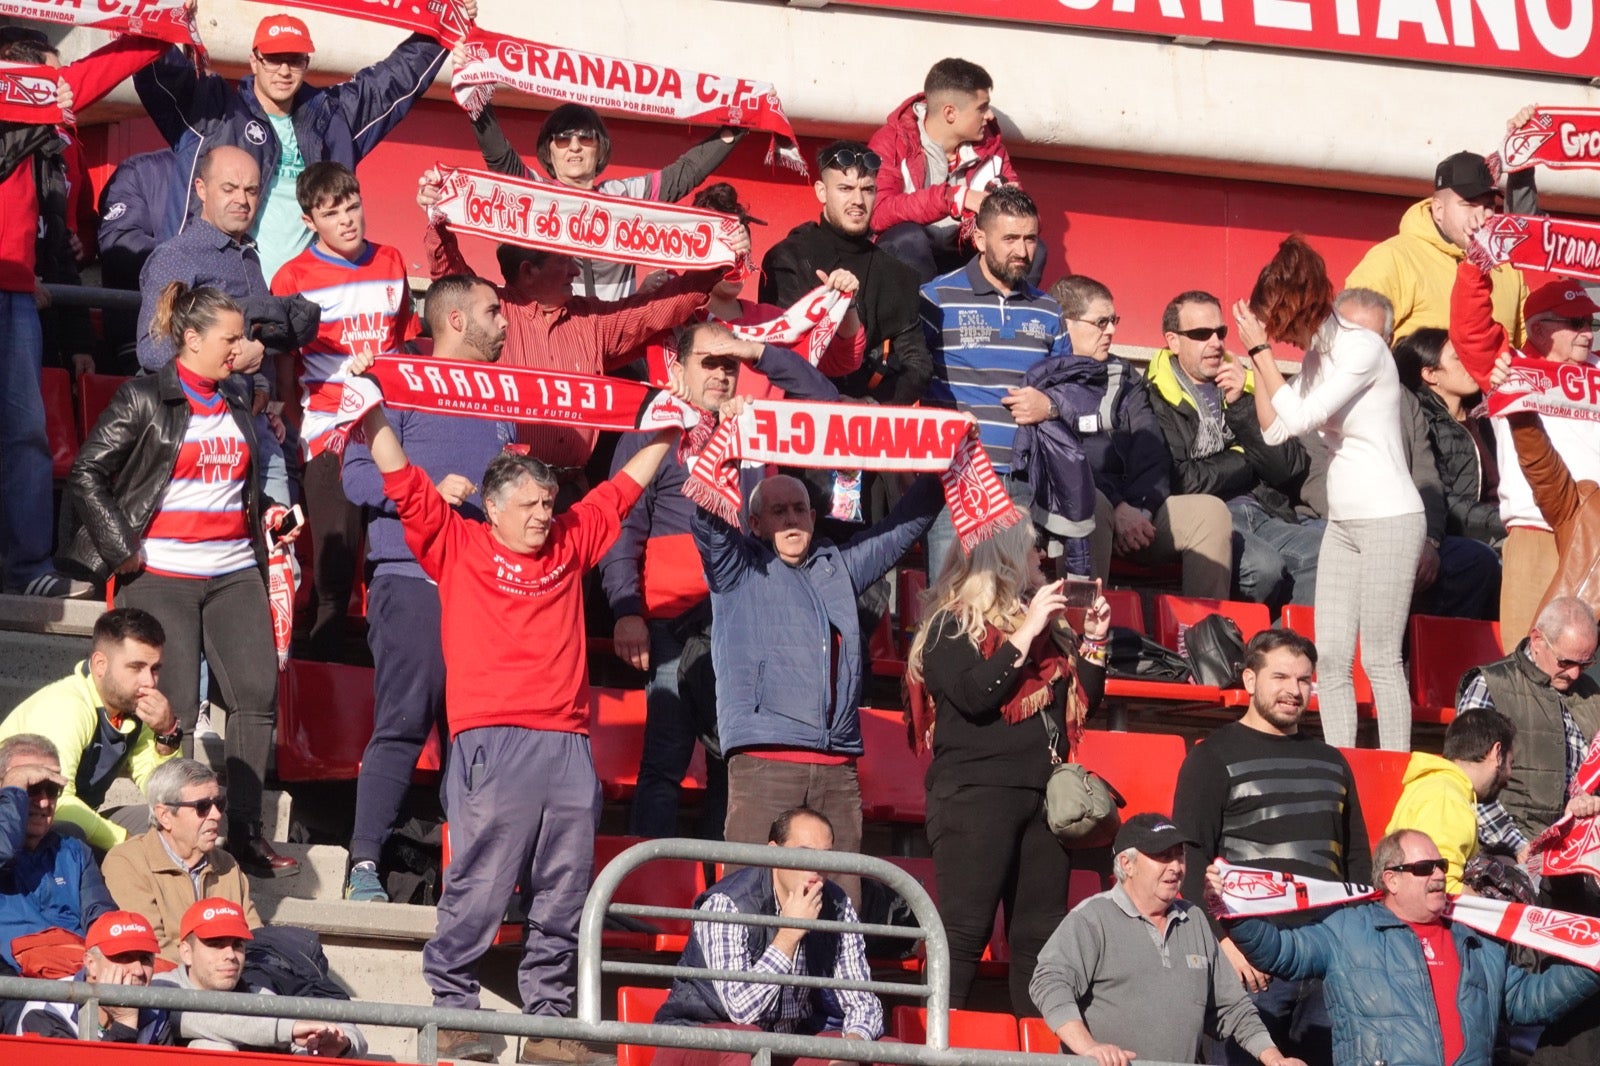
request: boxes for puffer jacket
[1143,348,1308,522]
[1232,902,1600,1066]
[867,93,1019,233]
[693,475,943,756]
[1011,354,1101,533]
[1411,386,1504,544]
[64,361,272,579]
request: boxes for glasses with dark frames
[164,793,226,818]
[549,130,599,149]
[1071,314,1121,332]
[253,51,311,71]
[1173,325,1228,342]
[1385,858,1448,877]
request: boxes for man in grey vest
[1456,594,1600,1065]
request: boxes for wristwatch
[155,724,183,749]
[1047,401,1060,420]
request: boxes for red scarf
[657,284,852,378]
[1469,214,1600,283]
[2,0,202,48]
[1528,731,1600,880]
[243,0,472,43]
[1485,356,1600,424]
[0,62,62,125]
[1499,108,1600,173]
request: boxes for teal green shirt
[251,112,312,282]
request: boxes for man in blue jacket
[692,454,942,902]
[1207,829,1600,1066]
[134,7,474,279]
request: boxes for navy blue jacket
[1232,902,1600,1066]
[97,150,182,289]
[133,36,446,235]
[1010,354,1103,527]
[693,475,943,755]
[1081,357,1173,515]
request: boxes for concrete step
[0,626,92,716]
[247,841,350,904]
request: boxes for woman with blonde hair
[905,519,1109,1015]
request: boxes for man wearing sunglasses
[1144,291,1319,607]
[103,759,260,964]
[1209,829,1600,1066]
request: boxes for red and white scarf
[311,357,701,460]
[1213,860,1600,972]
[1468,214,1600,284]
[0,61,62,125]
[0,0,202,48]
[1484,356,1600,423]
[658,284,852,378]
[451,26,805,174]
[266,539,295,672]
[429,164,744,273]
[244,0,472,45]
[684,400,1020,551]
[1499,108,1600,173]
[1528,732,1600,879]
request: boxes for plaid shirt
[1460,656,1587,854]
[697,888,883,1040]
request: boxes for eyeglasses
[1555,654,1597,671]
[1385,858,1448,877]
[549,130,599,149]
[26,781,62,801]
[253,51,311,71]
[165,793,226,817]
[1071,314,1121,332]
[1536,315,1599,332]
[820,147,882,175]
[1173,325,1228,342]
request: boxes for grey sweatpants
[423,726,601,1015]
[1314,513,1425,752]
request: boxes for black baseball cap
[1113,812,1198,856]
[1434,151,1495,200]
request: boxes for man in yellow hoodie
[1385,707,1516,893]
[1346,142,1532,348]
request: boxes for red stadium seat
[41,368,77,477]
[1075,729,1187,817]
[1068,865,1112,909]
[1341,746,1413,853]
[594,835,707,954]
[1408,615,1503,724]
[1155,594,1271,654]
[1018,1016,1062,1054]
[1103,587,1145,633]
[1281,603,1375,716]
[858,706,930,822]
[892,1006,1020,1051]
[590,687,706,803]
[617,986,672,1066]
[76,372,128,438]
[275,660,375,781]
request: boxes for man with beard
[1385,709,1517,895]
[0,609,179,852]
[338,274,514,904]
[921,186,1089,577]
[1173,629,1369,1066]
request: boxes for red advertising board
[820,0,1599,80]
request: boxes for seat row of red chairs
[40,369,128,478]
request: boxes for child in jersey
[271,162,420,660]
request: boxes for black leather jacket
[65,361,272,579]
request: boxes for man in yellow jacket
[0,609,180,851]
[1385,707,1517,893]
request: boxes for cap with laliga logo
[180,897,255,942]
[1525,279,1600,321]
[86,910,159,957]
[252,15,315,55]
[1113,812,1199,856]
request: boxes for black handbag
[1105,625,1195,684]
[1180,613,1247,688]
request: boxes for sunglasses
[26,781,62,801]
[1174,325,1228,342]
[1385,858,1448,877]
[253,51,311,71]
[166,792,226,817]
[821,148,882,174]
[1071,314,1121,332]
[1556,655,1597,671]
[550,130,599,149]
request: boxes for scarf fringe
[957,500,1023,554]
[681,473,741,529]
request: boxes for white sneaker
[194,702,219,740]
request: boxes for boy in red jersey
[272,162,419,660]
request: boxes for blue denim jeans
[1229,498,1323,608]
[1216,975,1332,1066]
[1417,534,1501,620]
[0,290,56,588]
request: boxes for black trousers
[302,451,363,660]
[927,780,1069,1014]
[116,566,277,828]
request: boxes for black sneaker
[20,572,94,598]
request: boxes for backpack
[1180,614,1247,688]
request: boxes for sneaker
[344,862,389,902]
[20,572,94,598]
[519,1037,617,1065]
[194,701,219,740]
[437,1028,494,1062]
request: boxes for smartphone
[272,503,305,543]
[1062,577,1100,633]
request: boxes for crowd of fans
[5,4,1600,1065]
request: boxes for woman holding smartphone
[1236,235,1423,751]
[905,521,1109,1015]
[64,282,298,878]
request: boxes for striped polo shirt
[920,259,1074,472]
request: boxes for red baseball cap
[180,898,254,942]
[86,911,159,957]
[252,15,315,55]
[1525,280,1600,322]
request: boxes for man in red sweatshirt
[348,382,679,1065]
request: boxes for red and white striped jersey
[144,377,254,579]
[272,241,419,459]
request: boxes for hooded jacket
[1384,753,1478,893]
[866,93,1019,233]
[1346,199,1527,348]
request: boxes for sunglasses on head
[821,148,881,175]
[1174,325,1228,342]
[550,129,599,149]
[166,792,226,817]
[1386,858,1448,877]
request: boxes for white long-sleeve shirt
[1263,314,1423,522]
[1491,394,1600,531]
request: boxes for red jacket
[866,93,1019,234]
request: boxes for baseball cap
[1434,151,1495,200]
[86,911,159,957]
[252,15,315,55]
[180,898,254,942]
[1525,280,1600,322]
[1112,812,1198,856]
